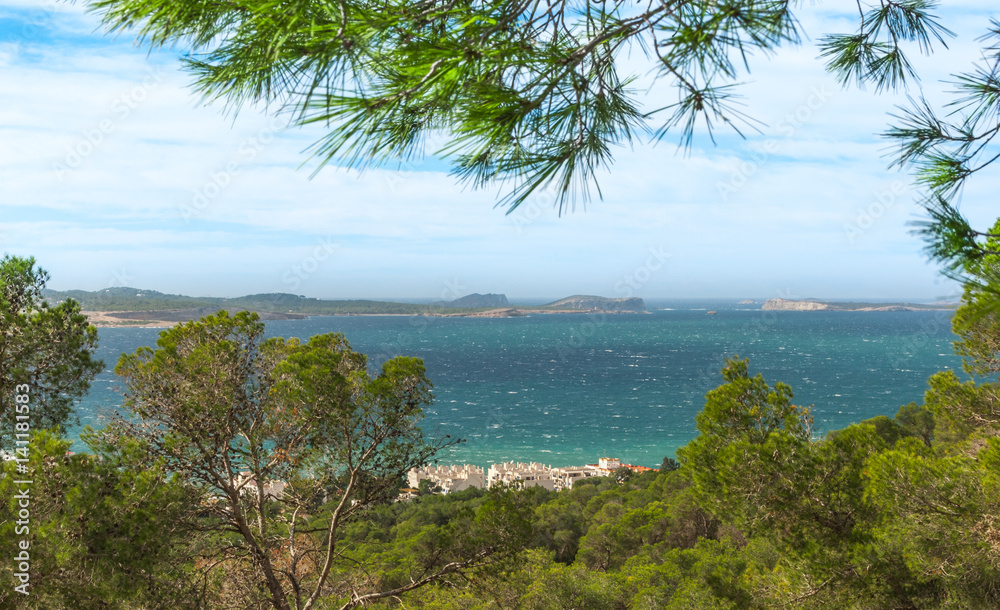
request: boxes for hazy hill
[42,288,454,315]
[431,293,510,308]
[43,288,648,321]
[43,287,217,311]
[542,295,646,311]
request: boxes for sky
[1,1,998,301]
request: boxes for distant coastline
[82,305,650,328]
[63,289,648,327]
[64,290,960,328]
[761,298,957,312]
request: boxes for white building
[487,461,556,490]
[550,465,601,491]
[403,457,631,498]
[407,464,485,494]
[598,457,621,471]
[235,471,286,500]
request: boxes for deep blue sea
[73,300,961,468]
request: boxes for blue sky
[1,1,998,301]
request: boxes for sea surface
[72,300,962,468]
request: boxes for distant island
[761,298,957,312]
[430,293,510,308]
[43,288,646,327]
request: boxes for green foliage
[923,369,1000,441]
[0,431,201,609]
[418,478,442,495]
[895,401,935,447]
[532,496,587,564]
[42,286,219,311]
[819,0,951,93]
[83,0,808,212]
[105,309,546,609]
[663,350,999,607]
[882,15,1000,294]
[624,538,757,610]
[947,218,1000,378]
[612,465,633,485]
[857,414,904,446]
[677,357,812,519]
[690,357,811,445]
[333,485,535,605]
[81,0,975,228]
[661,456,680,472]
[520,559,627,609]
[862,437,1000,607]
[0,255,102,451]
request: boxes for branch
[338,550,492,610]
[301,462,360,610]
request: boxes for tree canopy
[0,255,102,451]
[887,21,1000,311]
[84,0,955,211]
[103,310,529,609]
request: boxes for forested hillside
[42,288,487,315]
[328,355,1000,609]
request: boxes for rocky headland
[762,298,956,312]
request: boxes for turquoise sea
[73,300,961,468]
